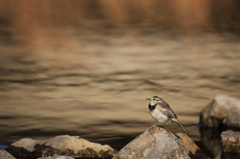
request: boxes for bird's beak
[146,98,151,100]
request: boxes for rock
[113,125,207,159]
[221,130,240,159]
[38,155,74,159]
[10,138,46,152]
[5,135,117,159]
[222,115,240,130]
[221,130,240,152]
[0,149,16,159]
[199,95,240,128]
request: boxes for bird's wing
[161,102,178,119]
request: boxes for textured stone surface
[6,135,117,159]
[199,95,240,128]
[221,130,240,159]
[0,149,16,159]
[113,125,206,159]
[222,115,240,130]
[11,138,46,152]
[221,130,240,153]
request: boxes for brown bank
[113,125,207,159]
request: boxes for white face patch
[150,100,157,105]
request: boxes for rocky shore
[2,95,240,159]
[2,126,206,159]
[199,95,240,159]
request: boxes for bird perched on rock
[146,96,189,134]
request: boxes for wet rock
[5,135,117,159]
[199,95,240,128]
[222,115,240,130]
[221,130,240,159]
[113,125,207,159]
[0,149,16,159]
[38,155,74,159]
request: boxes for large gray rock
[221,130,240,159]
[199,95,240,128]
[113,125,206,159]
[0,149,16,159]
[6,135,117,159]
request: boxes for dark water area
[1,29,240,158]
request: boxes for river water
[1,29,240,158]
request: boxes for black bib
[148,104,156,111]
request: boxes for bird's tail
[171,118,189,135]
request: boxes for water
[1,29,240,158]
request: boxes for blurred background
[1,0,240,158]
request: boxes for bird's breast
[150,108,169,125]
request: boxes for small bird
[146,96,189,134]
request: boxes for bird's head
[146,96,163,105]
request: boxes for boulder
[113,125,207,159]
[221,130,240,159]
[0,149,16,159]
[5,135,117,159]
[199,95,240,128]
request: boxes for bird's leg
[161,121,168,127]
[158,121,168,130]
[157,125,162,130]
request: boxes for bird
[146,96,189,134]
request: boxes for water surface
[1,30,240,157]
